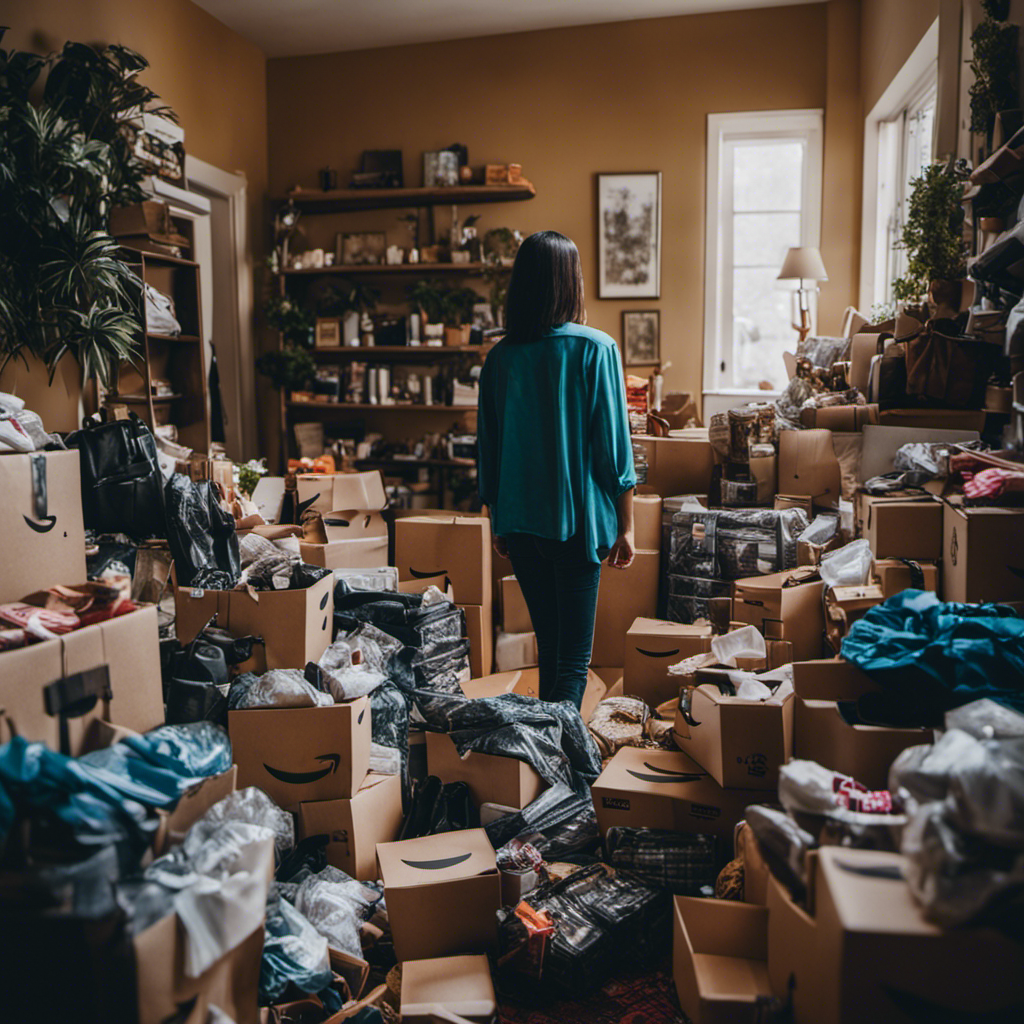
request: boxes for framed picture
[622,310,660,366]
[597,172,662,298]
[339,231,387,265]
[315,317,341,349]
[423,150,459,187]
[472,302,496,331]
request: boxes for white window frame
[703,109,823,401]
[860,18,939,311]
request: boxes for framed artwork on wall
[339,231,387,265]
[622,310,660,366]
[597,171,662,298]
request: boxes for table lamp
[778,246,828,344]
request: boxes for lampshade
[777,246,828,282]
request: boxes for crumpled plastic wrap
[819,539,873,588]
[260,884,333,1002]
[604,827,717,894]
[228,669,334,710]
[185,786,295,859]
[124,721,232,779]
[238,532,280,568]
[486,783,599,859]
[399,776,479,839]
[333,567,399,592]
[799,514,839,548]
[318,633,386,701]
[293,865,380,957]
[241,549,296,590]
[369,680,410,789]
[780,760,902,823]
[893,441,951,479]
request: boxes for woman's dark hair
[504,230,585,341]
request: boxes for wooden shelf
[284,262,492,277]
[311,344,493,360]
[355,457,474,469]
[119,246,199,269]
[277,183,536,213]
[117,393,183,404]
[286,401,475,413]
[148,332,201,343]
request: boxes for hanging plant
[968,5,1019,143]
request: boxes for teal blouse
[477,323,637,563]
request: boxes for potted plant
[409,279,447,344]
[893,160,970,312]
[483,227,521,267]
[969,0,1019,153]
[255,347,316,393]
[441,287,479,346]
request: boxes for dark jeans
[505,533,603,710]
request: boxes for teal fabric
[477,323,636,563]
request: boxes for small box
[873,558,939,599]
[590,746,769,851]
[799,404,879,431]
[297,470,389,570]
[297,772,404,881]
[499,576,531,633]
[732,569,825,663]
[460,602,493,678]
[591,550,660,667]
[377,828,501,962]
[860,494,942,561]
[395,516,492,606]
[633,433,715,497]
[426,731,546,809]
[229,696,371,809]
[296,469,386,517]
[400,954,496,1024]
[673,896,772,1024]
[673,679,793,790]
[942,501,1024,604]
[623,617,712,707]
[634,493,663,550]
[778,430,842,508]
[494,630,538,672]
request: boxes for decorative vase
[0,350,83,432]
[444,326,470,347]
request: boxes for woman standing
[477,230,637,709]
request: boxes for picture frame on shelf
[597,171,662,298]
[339,231,387,265]
[622,309,660,366]
[472,303,496,331]
[423,150,459,187]
[315,317,341,349]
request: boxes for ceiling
[193,0,822,59]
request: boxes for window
[872,69,937,306]
[704,110,823,395]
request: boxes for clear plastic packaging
[604,827,717,894]
[228,669,334,710]
[819,539,873,588]
[184,786,295,858]
[317,634,386,700]
[260,885,333,1002]
[333,566,398,592]
[710,624,766,665]
[798,514,839,547]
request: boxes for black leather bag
[66,414,165,539]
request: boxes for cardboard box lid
[627,617,712,642]
[400,954,495,1019]
[595,746,713,794]
[377,828,497,887]
[298,470,388,513]
[692,677,794,709]
[322,508,389,543]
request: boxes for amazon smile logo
[296,493,320,517]
[23,513,57,533]
[635,646,681,658]
[264,753,340,785]
[409,567,448,579]
[400,853,472,870]
[626,762,707,784]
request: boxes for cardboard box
[229,696,370,809]
[634,493,663,550]
[748,452,777,505]
[859,425,980,481]
[634,433,715,497]
[778,430,842,508]
[297,772,404,881]
[873,558,939,599]
[499,575,531,633]
[0,450,87,604]
[766,870,826,1024]
[297,471,389,569]
[591,746,769,851]
[942,501,1024,604]
[154,766,237,856]
[460,602,493,678]
[0,604,163,755]
[377,828,501,962]
[799,404,879,431]
[773,494,813,516]
[494,630,538,671]
[732,570,825,663]
[175,572,333,672]
[859,494,942,561]
[462,668,539,699]
[296,469,386,517]
[400,954,496,1024]
[673,896,772,1024]
[791,660,932,789]
[395,516,492,606]
[672,683,793,790]
[623,617,712,707]
[592,549,659,667]
[877,407,986,432]
[426,730,546,809]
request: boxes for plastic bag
[185,786,295,859]
[798,514,839,547]
[318,634,386,701]
[604,827,717,894]
[123,721,232,779]
[293,876,364,957]
[587,697,649,758]
[228,669,334,710]
[710,625,766,665]
[819,539,872,588]
[164,474,240,588]
[260,885,333,1002]
[333,567,399,592]
[398,775,479,839]
[486,783,599,859]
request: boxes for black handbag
[66,413,166,539]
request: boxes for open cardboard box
[377,828,501,962]
[298,470,390,569]
[297,469,385,516]
[673,896,772,1024]
[229,695,370,810]
[591,746,770,852]
[400,954,496,1024]
[873,558,939,598]
[732,569,825,663]
[859,493,942,561]
[623,617,712,707]
[426,730,546,809]
[941,499,1024,603]
[297,772,404,881]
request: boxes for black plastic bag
[604,827,717,894]
[164,474,241,587]
[486,783,599,859]
[398,775,479,840]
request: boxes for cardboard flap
[461,670,525,699]
[627,618,712,648]
[298,470,388,515]
[322,509,389,542]
[401,954,495,1017]
[792,658,879,699]
[377,828,497,887]
[598,746,712,792]
[676,895,768,960]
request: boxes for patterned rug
[498,961,688,1024]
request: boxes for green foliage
[868,301,896,325]
[968,14,1019,139]
[263,294,315,347]
[0,30,172,385]
[892,161,969,303]
[255,347,316,391]
[408,280,447,324]
[441,287,479,328]
[237,458,268,498]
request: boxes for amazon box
[153,765,237,857]
[460,602,493,677]
[591,550,660,667]
[298,470,389,569]
[860,494,942,561]
[591,746,769,852]
[400,954,496,1024]
[377,828,501,962]
[175,571,333,672]
[778,430,842,508]
[942,501,1024,604]
[297,772,404,881]
[229,695,370,809]
[873,558,939,599]
[673,896,772,1024]
[0,450,86,603]
[0,604,163,756]
[426,731,546,809]
[634,493,663,550]
[791,659,932,789]
[296,469,386,517]
[499,576,531,634]
[623,617,712,707]
[732,569,825,663]
[634,433,715,497]
[672,679,793,790]
[395,516,491,606]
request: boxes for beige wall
[860,0,940,114]
[267,3,866,405]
